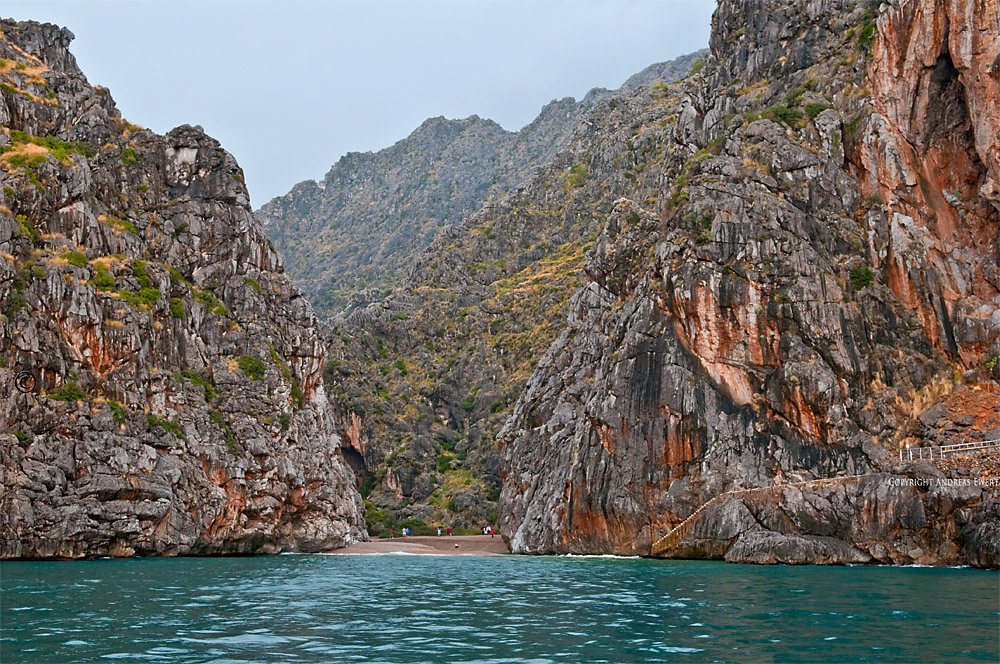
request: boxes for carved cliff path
[651,438,1000,557]
[651,475,868,556]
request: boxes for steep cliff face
[257,50,706,318]
[267,54,705,532]
[0,21,366,558]
[499,0,999,566]
[323,81,680,531]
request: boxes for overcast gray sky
[5,1,716,206]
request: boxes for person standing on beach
[388,528,394,539]
[446,527,452,536]
[437,527,442,536]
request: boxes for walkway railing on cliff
[898,438,1000,462]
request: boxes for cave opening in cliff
[916,49,987,234]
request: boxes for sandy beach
[332,534,510,555]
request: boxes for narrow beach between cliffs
[331,534,509,555]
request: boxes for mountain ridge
[257,49,706,318]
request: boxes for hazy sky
[5,1,716,206]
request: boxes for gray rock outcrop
[0,20,366,558]
[498,0,1000,566]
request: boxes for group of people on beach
[385,525,495,538]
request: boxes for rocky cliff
[257,50,705,318]
[317,53,732,533]
[254,52,705,533]
[498,0,999,566]
[0,20,366,558]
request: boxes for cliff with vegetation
[0,20,366,558]
[263,53,706,533]
[498,0,999,566]
[257,51,705,318]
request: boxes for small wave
[561,553,641,559]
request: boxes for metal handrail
[899,438,1000,462]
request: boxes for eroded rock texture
[0,20,366,558]
[281,53,706,532]
[499,0,999,566]
[257,50,706,318]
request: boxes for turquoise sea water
[1,554,997,663]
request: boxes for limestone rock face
[0,20,366,558]
[262,52,706,532]
[498,0,999,566]
[256,51,707,319]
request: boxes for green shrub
[147,414,182,438]
[625,210,640,225]
[120,147,138,165]
[393,359,408,376]
[48,380,87,401]
[210,409,235,449]
[566,163,588,188]
[4,129,95,162]
[194,290,214,307]
[65,251,89,268]
[358,476,376,498]
[169,297,185,319]
[106,216,137,234]
[166,265,188,284]
[194,289,228,316]
[858,9,877,53]
[238,355,266,380]
[690,57,705,74]
[765,104,804,127]
[138,287,161,306]
[849,265,875,290]
[291,382,305,409]
[437,454,453,473]
[490,400,505,414]
[364,500,403,536]
[15,214,41,244]
[805,103,832,120]
[279,413,291,431]
[93,264,116,290]
[397,518,436,536]
[108,400,127,425]
[14,430,33,447]
[175,369,217,399]
[4,291,27,317]
[131,260,151,288]
[244,277,262,294]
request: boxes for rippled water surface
[1,553,997,663]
